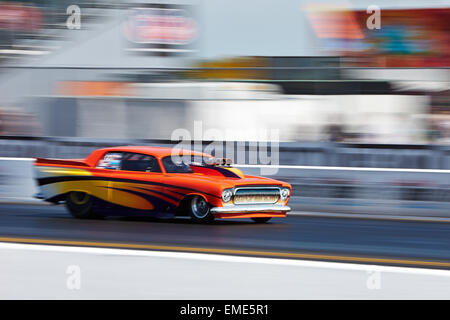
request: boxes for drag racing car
[33,146,291,223]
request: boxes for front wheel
[65,191,97,219]
[251,217,271,223]
[189,196,214,223]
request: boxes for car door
[106,152,169,212]
[159,155,198,206]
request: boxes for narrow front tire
[189,196,214,223]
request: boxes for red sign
[123,8,197,45]
[0,4,42,31]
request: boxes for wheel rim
[70,192,90,205]
[191,197,209,219]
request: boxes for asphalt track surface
[0,203,450,269]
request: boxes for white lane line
[0,157,449,173]
[1,242,450,277]
[235,164,450,173]
[0,157,34,161]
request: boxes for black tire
[188,196,214,223]
[251,217,271,223]
[65,191,96,219]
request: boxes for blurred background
[0,0,447,143]
[0,0,450,216]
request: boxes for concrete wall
[1,157,449,217]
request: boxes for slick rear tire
[65,191,97,219]
[189,196,214,223]
[251,217,271,223]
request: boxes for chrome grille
[233,188,280,204]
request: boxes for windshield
[161,155,212,173]
[162,156,193,173]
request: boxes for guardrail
[237,165,450,217]
[1,136,450,169]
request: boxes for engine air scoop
[205,157,233,167]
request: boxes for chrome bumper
[210,204,291,214]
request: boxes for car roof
[98,146,211,159]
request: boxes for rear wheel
[65,191,97,219]
[189,196,214,223]
[251,217,271,223]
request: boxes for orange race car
[33,146,291,223]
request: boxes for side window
[96,152,123,170]
[120,153,161,173]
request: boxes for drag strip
[0,204,450,268]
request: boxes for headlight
[222,189,233,203]
[280,188,290,200]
